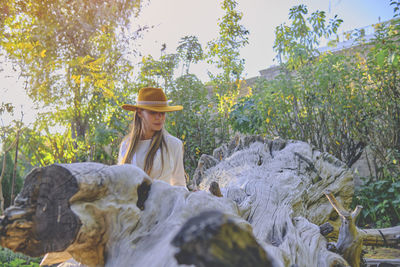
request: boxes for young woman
[118,87,186,187]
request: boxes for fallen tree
[0,136,398,266]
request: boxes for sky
[134,0,394,79]
[0,0,395,126]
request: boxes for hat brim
[122,104,183,112]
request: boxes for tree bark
[0,136,382,267]
[0,163,152,266]
[0,139,16,214]
[10,128,20,205]
[172,210,276,267]
[361,226,400,247]
[325,191,363,267]
[324,192,400,267]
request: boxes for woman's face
[138,109,166,139]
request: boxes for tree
[0,151,23,211]
[0,0,145,165]
[166,74,217,176]
[207,0,249,88]
[137,53,179,94]
[177,35,203,75]
[229,3,400,227]
[273,4,342,69]
[0,103,24,212]
[205,0,249,146]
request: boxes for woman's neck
[141,130,155,140]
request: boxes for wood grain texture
[0,136,375,267]
[172,210,276,267]
[0,164,80,257]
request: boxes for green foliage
[362,17,400,164]
[177,36,203,75]
[354,152,400,228]
[0,248,40,267]
[0,152,23,209]
[207,0,249,87]
[231,51,368,166]
[273,4,342,69]
[0,0,143,167]
[137,53,179,92]
[166,75,218,176]
[229,97,264,135]
[230,3,400,227]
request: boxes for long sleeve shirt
[118,134,186,187]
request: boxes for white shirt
[118,134,186,187]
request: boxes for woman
[118,87,186,187]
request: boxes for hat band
[137,100,170,106]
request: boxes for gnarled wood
[320,222,334,236]
[0,136,367,266]
[325,192,400,267]
[172,210,277,267]
[325,191,364,267]
[209,181,223,197]
[1,163,152,266]
[361,226,400,247]
[0,164,80,256]
[197,136,352,266]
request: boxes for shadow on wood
[172,210,276,267]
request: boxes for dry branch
[324,191,364,267]
[324,191,400,267]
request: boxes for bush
[0,248,40,267]
[354,176,400,228]
[166,75,222,176]
[0,152,23,209]
[229,4,400,227]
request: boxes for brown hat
[121,87,183,112]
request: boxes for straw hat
[121,87,183,112]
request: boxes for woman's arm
[170,141,186,187]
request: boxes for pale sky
[0,0,395,126]
[134,0,394,79]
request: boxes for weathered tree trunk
[361,226,400,246]
[0,136,396,267]
[0,152,7,214]
[324,192,400,267]
[172,210,277,267]
[195,136,353,266]
[10,128,20,205]
[0,139,16,214]
[325,191,364,267]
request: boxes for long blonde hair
[121,111,168,175]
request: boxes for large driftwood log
[196,137,353,266]
[0,163,245,266]
[0,136,396,267]
[171,210,278,267]
[324,192,400,267]
[0,163,152,266]
[325,191,364,267]
[362,226,400,247]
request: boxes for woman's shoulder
[164,133,183,147]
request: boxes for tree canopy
[1,0,145,165]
